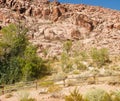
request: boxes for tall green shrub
[0,24,50,84]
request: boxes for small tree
[0,24,50,84]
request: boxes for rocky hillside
[0,0,120,57]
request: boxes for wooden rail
[0,74,120,95]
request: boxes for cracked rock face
[0,0,120,57]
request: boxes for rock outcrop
[0,0,120,57]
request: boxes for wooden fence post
[0,85,4,95]
[35,80,38,90]
[63,79,65,87]
[93,76,96,84]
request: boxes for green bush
[90,48,110,67]
[0,24,51,84]
[84,88,111,101]
[52,72,67,81]
[39,81,54,87]
[47,85,62,93]
[65,88,83,101]
[63,40,72,53]
[61,52,73,72]
[77,62,87,70]
[72,70,80,74]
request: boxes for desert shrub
[72,70,80,74]
[39,81,54,87]
[90,48,110,67]
[84,88,111,101]
[20,98,36,101]
[65,61,73,72]
[79,51,88,61]
[110,91,120,101]
[65,88,83,101]
[52,72,67,81]
[61,52,73,72]
[47,85,62,93]
[19,92,36,101]
[77,62,87,70]
[0,24,51,84]
[63,40,72,53]
[18,92,35,101]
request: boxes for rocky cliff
[0,0,120,57]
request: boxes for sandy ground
[0,84,120,101]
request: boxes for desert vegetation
[0,24,51,84]
[18,92,36,101]
[0,24,119,86]
[65,88,120,101]
[0,0,120,101]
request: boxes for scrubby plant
[39,80,54,87]
[0,24,51,84]
[20,98,36,101]
[52,72,67,81]
[90,48,110,68]
[47,85,62,93]
[79,51,88,61]
[65,88,83,101]
[63,40,72,53]
[77,62,87,70]
[18,92,36,101]
[84,88,111,101]
[72,70,80,74]
[61,52,73,72]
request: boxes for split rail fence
[0,74,120,95]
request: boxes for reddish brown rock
[0,0,120,56]
[58,5,67,14]
[70,29,81,39]
[51,6,61,21]
[73,14,94,31]
[42,8,50,19]
[25,7,33,16]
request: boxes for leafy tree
[0,24,50,84]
